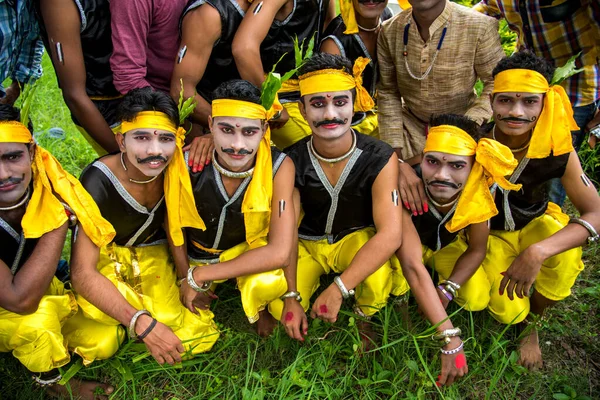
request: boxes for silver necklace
[425,186,459,209]
[309,131,357,167]
[0,187,30,211]
[357,21,380,32]
[492,126,531,153]
[120,152,161,184]
[212,150,254,179]
[403,17,448,81]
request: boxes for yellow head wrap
[119,111,206,246]
[340,0,411,35]
[492,69,578,159]
[211,99,283,248]
[0,121,115,247]
[423,125,522,233]
[298,57,375,112]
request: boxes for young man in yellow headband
[395,113,521,386]
[68,88,219,366]
[0,105,115,398]
[275,53,407,345]
[320,0,393,139]
[170,80,304,339]
[483,51,600,370]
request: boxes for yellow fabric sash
[211,99,282,247]
[492,69,578,159]
[0,122,115,247]
[298,57,375,112]
[119,111,206,246]
[424,125,522,232]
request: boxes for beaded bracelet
[440,341,464,355]
[137,318,158,341]
[437,285,453,301]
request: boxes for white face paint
[121,129,177,177]
[300,89,354,141]
[209,116,265,172]
[421,151,473,204]
[0,142,33,208]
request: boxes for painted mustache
[221,147,254,155]
[314,118,347,128]
[0,175,24,188]
[358,0,386,3]
[426,180,461,189]
[136,155,168,164]
[498,115,537,123]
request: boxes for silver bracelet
[432,327,462,344]
[187,266,212,292]
[128,309,151,339]
[589,125,600,140]
[568,217,599,245]
[280,291,302,302]
[398,158,405,164]
[444,280,461,290]
[333,276,355,299]
[440,340,464,355]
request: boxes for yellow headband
[492,69,578,159]
[118,111,206,246]
[424,125,522,232]
[0,121,33,143]
[211,98,283,247]
[0,121,115,247]
[299,57,375,112]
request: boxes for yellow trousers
[0,277,77,373]
[270,228,409,319]
[190,241,288,323]
[482,205,584,325]
[69,242,219,364]
[422,235,491,311]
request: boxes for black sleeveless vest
[187,147,287,260]
[0,216,38,275]
[286,131,393,243]
[180,0,245,102]
[80,160,167,247]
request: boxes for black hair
[117,87,179,126]
[298,53,353,76]
[429,114,483,141]
[0,104,34,134]
[492,50,555,83]
[298,53,357,103]
[212,80,262,104]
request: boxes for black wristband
[137,318,157,341]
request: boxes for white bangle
[333,276,355,299]
[128,309,151,339]
[187,266,212,292]
[569,217,599,245]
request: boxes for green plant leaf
[551,53,584,86]
[177,78,197,125]
[553,394,571,400]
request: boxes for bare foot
[518,327,543,370]
[357,319,377,352]
[47,379,114,400]
[256,309,277,337]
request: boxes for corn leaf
[177,78,197,125]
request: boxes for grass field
[1,49,599,400]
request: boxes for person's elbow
[2,294,40,315]
[232,37,255,65]
[269,243,292,269]
[62,88,90,112]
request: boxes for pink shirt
[110,0,186,94]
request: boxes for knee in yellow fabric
[271,102,311,150]
[238,270,287,323]
[488,294,530,325]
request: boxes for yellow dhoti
[483,204,584,325]
[190,241,288,323]
[69,242,219,364]
[0,277,77,373]
[422,235,492,312]
[270,228,408,319]
[352,111,379,139]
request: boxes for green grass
[1,50,599,400]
